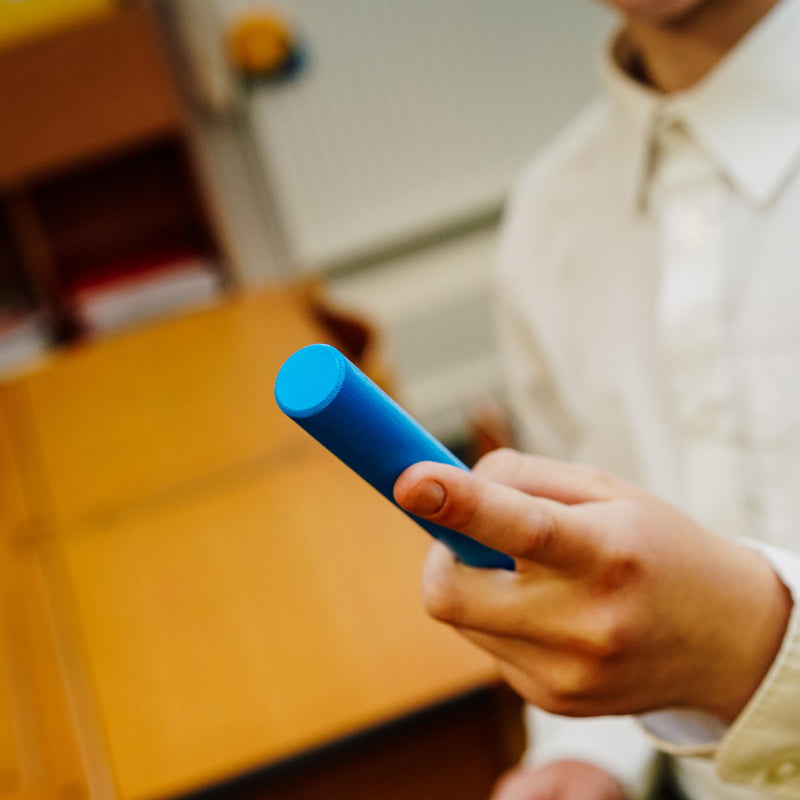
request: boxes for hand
[394,450,792,721]
[491,761,628,800]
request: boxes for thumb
[394,462,596,571]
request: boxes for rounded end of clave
[275,343,347,418]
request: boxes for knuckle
[617,498,653,536]
[473,447,522,482]
[517,506,559,560]
[544,657,607,714]
[596,550,644,595]
[574,462,616,490]
[571,558,643,659]
[421,569,463,624]
[578,611,635,659]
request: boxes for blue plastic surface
[274,344,514,570]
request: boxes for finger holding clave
[399,460,593,571]
[473,448,629,505]
[274,343,514,570]
[420,540,530,632]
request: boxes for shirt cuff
[527,706,659,799]
[714,541,800,793]
[637,708,726,757]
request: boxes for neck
[623,0,780,93]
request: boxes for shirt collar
[601,0,800,210]
[598,32,661,212]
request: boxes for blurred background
[0,1,610,798]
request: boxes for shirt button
[767,757,800,784]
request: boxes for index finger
[394,462,597,571]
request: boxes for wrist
[694,545,792,722]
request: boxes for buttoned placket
[647,117,751,540]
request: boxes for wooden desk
[0,291,522,800]
[1,291,325,527]
[0,412,87,799]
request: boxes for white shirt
[495,0,800,797]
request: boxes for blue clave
[274,343,514,570]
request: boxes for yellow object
[0,0,116,49]
[227,11,293,76]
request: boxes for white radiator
[241,0,610,270]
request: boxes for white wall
[244,0,613,271]
[179,0,614,437]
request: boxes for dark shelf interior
[0,206,37,313]
[0,5,229,364]
[32,137,217,291]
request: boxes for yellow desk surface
[60,448,494,800]
[0,412,87,800]
[0,291,324,527]
[0,290,496,800]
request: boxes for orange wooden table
[0,291,522,800]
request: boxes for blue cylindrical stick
[274,343,513,570]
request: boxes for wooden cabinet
[0,3,182,186]
[0,4,225,352]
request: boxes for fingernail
[404,480,446,516]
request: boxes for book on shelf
[69,250,222,334]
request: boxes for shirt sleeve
[526,706,660,799]
[637,541,800,795]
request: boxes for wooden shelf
[0,3,228,356]
[33,138,215,287]
[0,210,34,311]
[0,4,184,189]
